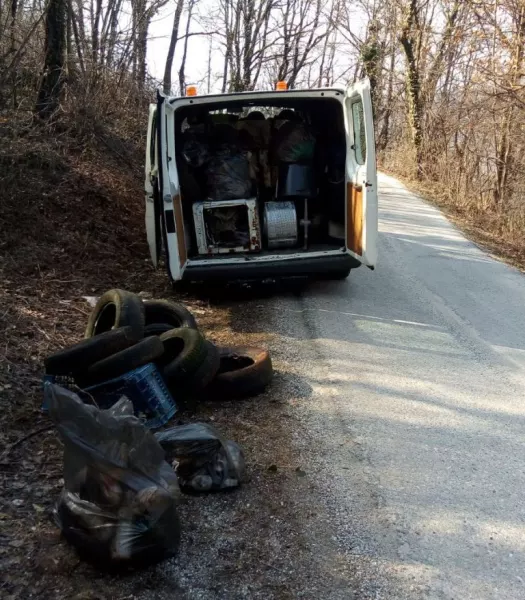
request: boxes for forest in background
[1,0,525,265]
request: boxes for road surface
[231,174,525,599]
[145,174,525,600]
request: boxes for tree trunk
[178,0,195,95]
[136,12,151,91]
[400,0,424,178]
[163,0,185,95]
[36,0,67,119]
[10,0,19,106]
[378,35,396,151]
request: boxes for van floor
[189,243,345,260]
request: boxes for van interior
[173,97,347,258]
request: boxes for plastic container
[43,363,177,429]
[277,164,316,198]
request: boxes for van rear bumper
[182,253,360,281]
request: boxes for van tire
[209,346,273,398]
[44,327,138,376]
[86,336,164,384]
[85,290,145,340]
[144,299,198,330]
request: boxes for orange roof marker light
[186,85,198,97]
[276,81,288,91]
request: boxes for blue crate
[43,363,177,429]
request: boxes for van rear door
[157,96,188,282]
[344,78,378,268]
[145,103,161,266]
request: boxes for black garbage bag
[273,121,316,163]
[182,133,209,168]
[155,423,246,493]
[206,147,252,201]
[45,384,181,569]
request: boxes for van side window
[351,100,366,165]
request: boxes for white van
[145,79,377,283]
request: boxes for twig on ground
[2,425,53,459]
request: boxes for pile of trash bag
[46,383,249,569]
[47,385,181,568]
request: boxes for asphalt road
[243,174,525,599]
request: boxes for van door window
[351,100,366,165]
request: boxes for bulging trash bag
[45,384,181,569]
[155,423,246,493]
[207,148,252,201]
[273,122,316,163]
[182,132,209,167]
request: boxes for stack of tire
[44,289,273,410]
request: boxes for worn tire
[85,289,145,340]
[169,341,221,411]
[209,346,273,398]
[185,341,220,391]
[86,336,164,384]
[160,328,207,377]
[45,327,138,376]
[144,323,174,338]
[144,299,198,331]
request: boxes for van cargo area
[173,97,348,259]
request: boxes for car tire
[144,300,198,331]
[144,323,174,338]
[45,327,138,376]
[209,346,273,398]
[85,336,164,385]
[160,330,220,407]
[160,328,207,376]
[171,341,220,411]
[186,341,220,391]
[85,289,145,340]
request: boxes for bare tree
[36,0,67,118]
[163,0,185,94]
[212,0,275,92]
[178,0,196,95]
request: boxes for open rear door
[145,103,161,266]
[158,96,188,282]
[344,78,378,268]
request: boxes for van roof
[162,87,345,106]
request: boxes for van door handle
[364,181,373,187]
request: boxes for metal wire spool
[263,201,298,249]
